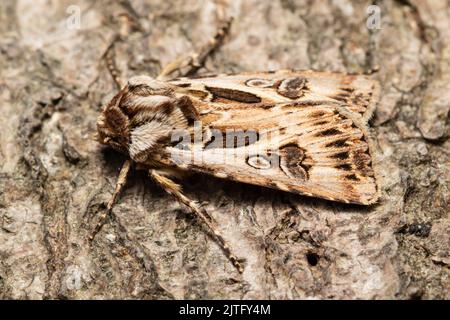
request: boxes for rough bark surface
[0,0,448,299]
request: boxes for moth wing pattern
[157,102,380,205]
[169,69,381,122]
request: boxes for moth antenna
[99,34,126,90]
[157,17,233,80]
[100,8,145,90]
[89,160,132,242]
[149,169,244,273]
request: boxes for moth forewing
[159,102,380,205]
[168,69,381,122]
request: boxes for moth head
[97,75,192,159]
[96,94,130,154]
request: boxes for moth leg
[149,169,244,273]
[89,160,132,241]
[157,17,233,80]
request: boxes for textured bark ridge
[0,0,448,299]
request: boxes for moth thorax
[128,75,174,97]
[129,95,175,109]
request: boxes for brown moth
[95,69,381,273]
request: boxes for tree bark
[0,0,448,299]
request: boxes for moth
[94,68,381,273]
[91,4,379,274]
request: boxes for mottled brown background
[0,0,448,299]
